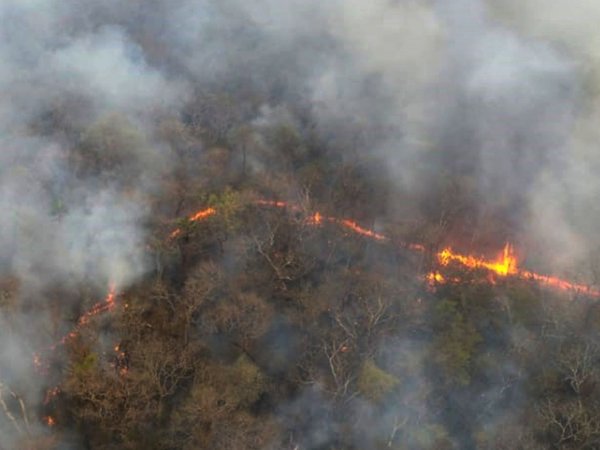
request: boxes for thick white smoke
[0,0,187,444]
[488,0,600,272]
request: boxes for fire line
[41,198,600,373]
[35,197,600,425]
[34,285,117,375]
[170,199,599,297]
[256,200,599,297]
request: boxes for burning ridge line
[38,198,600,373]
[247,200,600,298]
[36,197,600,425]
[36,285,120,425]
[169,207,217,238]
[431,244,600,297]
[34,285,118,375]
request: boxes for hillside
[2,1,600,449]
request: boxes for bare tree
[539,399,600,449]
[0,380,30,437]
[556,342,599,395]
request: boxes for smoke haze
[1,0,599,447]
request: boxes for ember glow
[75,284,117,328]
[254,200,388,240]
[337,219,387,241]
[113,343,128,376]
[254,199,290,209]
[43,416,56,427]
[520,270,600,297]
[43,386,60,406]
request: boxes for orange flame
[33,285,119,374]
[408,243,426,252]
[308,212,323,225]
[438,243,518,277]
[27,197,600,428]
[43,416,56,427]
[336,219,387,241]
[169,207,217,239]
[113,342,128,376]
[427,271,446,284]
[431,243,600,297]
[33,352,43,372]
[32,198,600,383]
[252,199,599,297]
[255,200,387,240]
[520,270,600,297]
[76,284,117,328]
[254,199,290,209]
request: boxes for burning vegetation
[22,198,600,448]
[171,203,600,298]
[3,0,600,449]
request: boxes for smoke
[2,0,599,446]
[0,1,187,291]
[310,0,442,175]
[0,0,187,444]
[486,0,600,271]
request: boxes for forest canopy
[2,0,600,449]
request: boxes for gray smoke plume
[1,0,599,446]
[0,0,188,445]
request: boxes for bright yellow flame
[427,271,445,283]
[438,243,518,277]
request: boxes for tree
[431,299,482,386]
[538,399,600,449]
[169,355,276,449]
[356,360,399,402]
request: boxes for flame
[31,198,600,385]
[255,200,388,240]
[112,342,128,376]
[427,271,446,284]
[76,284,117,328]
[408,243,426,252]
[520,270,600,297]
[33,285,119,374]
[438,243,518,277]
[254,199,290,209]
[43,416,56,427]
[169,207,217,239]
[337,219,387,241]
[251,200,599,297]
[426,270,464,289]
[26,197,600,433]
[308,211,323,225]
[431,243,600,297]
[33,352,43,372]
